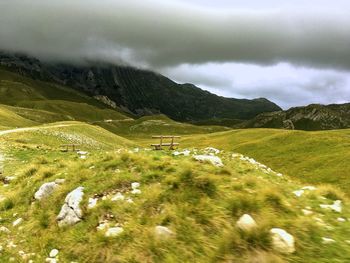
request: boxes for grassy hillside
[0,68,130,122]
[180,129,350,194]
[0,105,38,128]
[97,115,228,138]
[0,124,349,262]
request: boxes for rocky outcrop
[270,228,295,254]
[57,187,84,227]
[243,103,350,131]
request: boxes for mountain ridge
[0,52,281,122]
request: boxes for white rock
[155,226,174,238]
[337,217,346,222]
[97,222,110,231]
[54,178,66,184]
[45,258,57,263]
[49,249,59,258]
[322,237,336,244]
[236,214,257,231]
[34,182,59,200]
[270,228,295,254]
[193,155,223,167]
[88,198,98,209]
[205,147,220,154]
[131,182,140,189]
[302,209,313,216]
[80,155,87,160]
[131,189,141,195]
[302,186,317,191]
[77,151,88,155]
[13,218,23,227]
[57,187,84,227]
[320,200,342,213]
[293,190,304,197]
[0,226,10,233]
[276,173,283,177]
[105,227,124,237]
[173,150,191,156]
[111,192,125,201]
[126,198,134,204]
[133,148,140,153]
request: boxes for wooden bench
[151,136,180,150]
[60,144,80,152]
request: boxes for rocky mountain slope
[0,52,281,122]
[242,104,350,130]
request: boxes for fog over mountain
[0,0,350,108]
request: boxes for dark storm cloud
[1,0,350,70]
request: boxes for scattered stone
[293,190,304,197]
[126,198,134,204]
[45,258,57,263]
[105,227,124,237]
[236,214,257,231]
[34,182,59,200]
[270,228,295,254]
[205,147,220,154]
[276,173,283,177]
[55,178,66,184]
[173,150,191,156]
[49,248,59,258]
[302,186,317,191]
[320,200,342,213]
[322,237,336,244]
[155,226,174,238]
[0,226,10,233]
[131,189,141,195]
[193,155,223,167]
[88,197,98,209]
[337,217,346,222]
[302,209,313,216]
[131,182,140,189]
[111,192,125,201]
[97,222,110,231]
[57,186,84,227]
[13,218,23,227]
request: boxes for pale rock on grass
[270,228,295,254]
[173,150,191,156]
[34,182,59,200]
[111,192,125,201]
[193,155,223,167]
[293,190,304,198]
[320,200,342,213]
[105,227,124,237]
[131,182,140,189]
[302,209,313,216]
[88,197,98,209]
[49,249,59,258]
[205,147,220,155]
[57,187,84,227]
[236,214,257,231]
[13,218,23,227]
[322,237,336,244]
[155,226,174,238]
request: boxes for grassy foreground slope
[181,129,350,194]
[0,124,349,262]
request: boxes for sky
[0,0,350,109]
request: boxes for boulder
[155,226,174,238]
[320,200,342,213]
[131,182,140,189]
[105,227,124,237]
[193,155,223,167]
[236,214,257,231]
[56,187,84,227]
[34,182,59,200]
[270,228,295,254]
[87,198,98,209]
[49,249,59,258]
[13,218,23,227]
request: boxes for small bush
[24,165,38,177]
[0,198,14,211]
